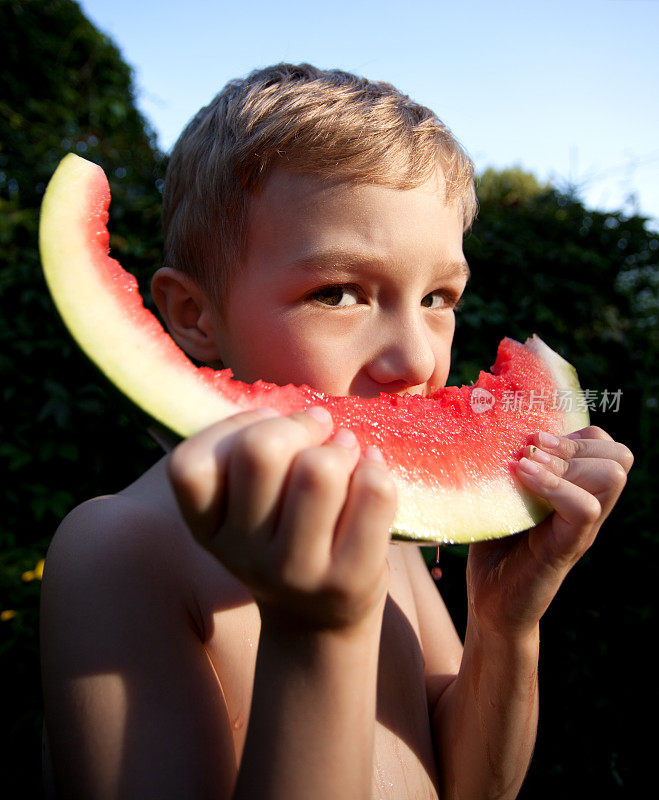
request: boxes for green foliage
[476,165,549,205]
[0,0,165,791]
[0,545,45,796]
[0,0,166,549]
[1,4,657,792]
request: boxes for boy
[40,63,633,799]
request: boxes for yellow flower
[21,558,45,582]
[1,610,17,622]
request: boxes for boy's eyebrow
[452,260,471,282]
[289,251,471,281]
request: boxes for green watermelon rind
[39,154,589,545]
[39,155,246,435]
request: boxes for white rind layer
[392,474,551,543]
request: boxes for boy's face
[212,169,468,398]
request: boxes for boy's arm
[167,407,396,800]
[43,407,397,800]
[415,425,632,800]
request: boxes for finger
[271,429,362,587]
[531,431,634,473]
[332,449,397,581]
[516,460,604,567]
[521,451,628,510]
[516,459,602,530]
[521,444,565,476]
[167,408,281,540]
[567,425,614,441]
[221,406,335,542]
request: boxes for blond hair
[162,63,477,305]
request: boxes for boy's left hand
[466,425,633,638]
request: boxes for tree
[476,165,549,205]
[1,0,166,547]
[0,1,165,793]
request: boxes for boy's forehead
[253,167,449,209]
[241,170,467,287]
[245,168,461,259]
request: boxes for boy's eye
[421,291,448,309]
[311,285,360,307]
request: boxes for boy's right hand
[167,406,397,633]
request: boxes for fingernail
[538,432,560,449]
[305,405,333,425]
[566,431,582,440]
[529,445,552,464]
[365,446,385,462]
[333,428,358,449]
[518,457,540,474]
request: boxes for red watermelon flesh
[39,154,589,543]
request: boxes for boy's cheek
[224,331,350,394]
[218,300,455,398]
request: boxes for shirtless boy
[40,63,633,799]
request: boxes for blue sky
[79,0,659,228]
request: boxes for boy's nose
[365,315,437,392]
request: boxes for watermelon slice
[39,154,589,544]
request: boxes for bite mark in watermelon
[38,154,589,544]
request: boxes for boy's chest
[201,545,440,798]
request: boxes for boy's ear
[151,267,222,363]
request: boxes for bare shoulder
[41,459,197,689]
[42,455,249,642]
[44,459,191,606]
[41,457,245,798]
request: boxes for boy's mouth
[350,384,435,400]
